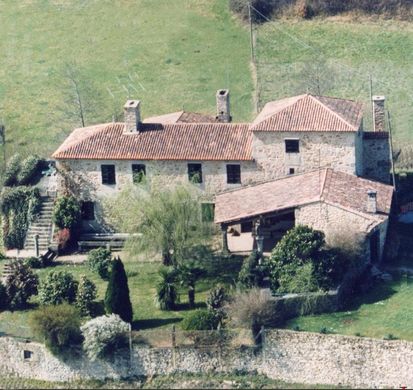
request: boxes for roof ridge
[309,95,357,131]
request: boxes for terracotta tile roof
[143,111,218,124]
[250,94,363,132]
[52,122,252,161]
[215,169,393,224]
[363,131,389,139]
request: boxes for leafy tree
[29,304,82,356]
[156,267,179,311]
[5,260,38,308]
[53,195,81,230]
[104,257,133,323]
[76,275,97,316]
[3,153,21,186]
[17,155,42,185]
[87,247,112,280]
[38,270,78,305]
[81,314,129,361]
[104,184,212,266]
[177,261,206,308]
[238,250,262,289]
[181,309,221,331]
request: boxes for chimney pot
[124,100,141,133]
[216,89,231,123]
[372,95,386,132]
[367,190,377,214]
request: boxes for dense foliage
[16,155,43,185]
[156,267,179,311]
[76,275,97,316]
[181,310,221,331]
[104,257,133,323]
[3,154,21,186]
[81,314,129,361]
[29,304,82,356]
[0,186,42,249]
[268,225,347,293]
[87,248,112,280]
[53,195,81,230]
[38,270,78,305]
[0,281,9,311]
[237,250,264,289]
[5,260,39,308]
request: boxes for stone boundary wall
[1,330,412,388]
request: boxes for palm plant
[156,267,178,310]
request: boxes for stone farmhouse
[52,90,394,262]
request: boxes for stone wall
[2,330,413,388]
[363,135,391,184]
[251,131,357,180]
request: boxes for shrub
[0,281,9,311]
[181,310,221,331]
[87,248,112,280]
[29,304,82,356]
[104,257,133,323]
[225,289,277,329]
[238,250,262,288]
[38,270,78,305]
[76,275,97,316]
[17,155,42,185]
[25,256,43,269]
[81,314,129,361]
[206,284,228,311]
[3,154,21,186]
[53,195,81,230]
[156,267,179,311]
[5,260,38,308]
[229,0,274,23]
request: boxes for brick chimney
[372,95,386,132]
[367,190,377,214]
[124,100,141,133]
[216,89,231,123]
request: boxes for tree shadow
[132,317,181,330]
[174,301,206,311]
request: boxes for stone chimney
[216,89,231,123]
[367,190,377,214]
[124,100,141,133]
[372,95,386,132]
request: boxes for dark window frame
[81,201,95,221]
[188,163,203,184]
[132,164,146,184]
[289,167,295,175]
[285,139,300,153]
[101,164,116,185]
[226,164,241,184]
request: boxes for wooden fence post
[171,325,176,370]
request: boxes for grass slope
[254,19,413,150]
[0,0,253,159]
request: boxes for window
[101,164,116,185]
[81,201,95,221]
[132,164,146,184]
[241,221,253,233]
[188,163,202,183]
[285,139,299,153]
[23,350,33,360]
[226,164,241,184]
[201,203,215,222]
[289,168,295,175]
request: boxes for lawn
[254,18,413,154]
[284,274,413,341]
[0,0,253,160]
[0,253,243,340]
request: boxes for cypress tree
[104,256,133,323]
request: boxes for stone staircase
[24,196,55,253]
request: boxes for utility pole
[248,2,255,63]
[0,122,5,167]
[387,111,397,194]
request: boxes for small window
[289,168,295,175]
[101,165,116,185]
[81,201,95,221]
[23,350,33,360]
[241,221,253,233]
[188,163,202,183]
[226,164,241,184]
[285,139,299,153]
[132,164,146,184]
[201,203,215,222]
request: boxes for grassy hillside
[254,18,413,151]
[0,0,253,159]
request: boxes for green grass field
[254,18,413,151]
[0,0,253,159]
[284,273,413,340]
[0,253,243,340]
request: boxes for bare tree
[297,58,336,96]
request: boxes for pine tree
[104,256,133,323]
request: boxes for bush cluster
[53,195,81,230]
[87,247,112,280]
[181,309,221,331]
[76,275,97,316]
[3,154,43,187]
[229,0,274,23]
[38,270,78,305]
